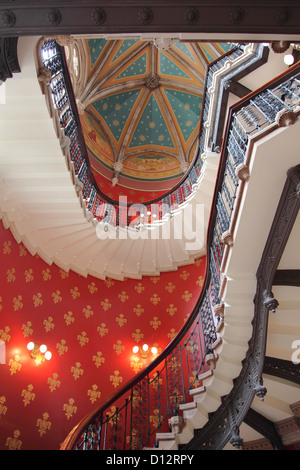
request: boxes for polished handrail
[60,60,300,451]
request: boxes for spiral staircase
[0,36,299,450]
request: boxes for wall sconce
[27,341,52,364]
[132,343,158,359]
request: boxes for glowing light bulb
[44,351,52,361]
[142,344,149,352]
[284,54,294,65]
[151,346,158,355]
[132,346,139,354]
[39,344,47,354]
[27,342,35,351]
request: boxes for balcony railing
[60,58,300,451]
[39,38,249,231]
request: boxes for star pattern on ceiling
[70,38,232,199]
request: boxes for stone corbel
[168,415,184,435]
[276,108,298,127]
[112,162,123,186]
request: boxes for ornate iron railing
[60,60,300,451]
[40,38,246,231]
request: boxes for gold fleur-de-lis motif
[165,282,175,293]
[88,282,98,294]
[64,311,74,326]
[43,316,54,333]
[9,355,21,375]
[56,339,68,356]
[166,304,177,317]
[7,268,16,283]
[52,290,62,303]
[150,316,161,330]
[131,356,143,374]
[134,282,144,294]
[93,351,105,368]
[13,295,23,311]
[150,293,160,305]
[113,340,125,356]
[0,326,11,343]
[196,275,204,287]
[42,268,51,281]
[47,372,61,392]
[19,244,27,257]
[3,240,12,254]
[118,291,128,303]
[71,362,83,380]
[151,372,163,391]
[133,304,144,317]
[180,270,190,281]
[33,293,43,307]
[182,290,192,302]
[83,305,94,318]
[5,429,22,450]
[150,409,161,428]
[150,276,160,284]
[21,384,35,407]
[101,298,111,311]
[104,277,114,288]
[77,331,89,347]
[110,370,123,389]
[189,371,201,388]
[70,287,80,299]
[116,314,127,327]
[25,268,34,283]
[168,329,177,341]
[87,384,101,404]
[22,321,33,338]
[0,296,2,311]
[132,329,143,343]
[195,257,203,267]
[63,398,77,420]
[59,269,69,279]
[0,396,8,417]
[97,323,108,337]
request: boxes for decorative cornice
[0,2,300,36]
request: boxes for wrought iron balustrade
[60,59,300,451]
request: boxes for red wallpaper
[0,221,206,450]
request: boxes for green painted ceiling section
[91,89,142,143]
[129,94,175,149]
[116,53,147,79]
[159,52,191,79]
[164,89,202,142]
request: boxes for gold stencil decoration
[0,326,11,343]
[70,287,80,299]
[19,244,27,257]
[118,291,128,303]
[83,305,94,318]
[44,316,54,333]
[88,282,98,294]
[13,295,23,311]
[48,373,61,392]
[25,269,34,283]
[166,304,177,317]
[116,314,127,327]
[101,298,111,311]
[59,269,69,279]
[165,282,175,293]
[113,340,125,356]
[52,290,62,303]
[63,398,77,420]
[7,268,16,283]
[150,316,161,330]
[56,339,68,356]
[97,323,108,337]
[133,304,144,317]
[150,293,160,305]
[71,362,84,380]
[9,355,22,375]
[64,311,75,326]
[134,282,144,294]
[196,275,204,286]
[3,240,12,254]
[182,290,192,302]
[77,331,89,347]
[132,329,143,343]
[22,321,33,338]
[0,396,8,417]
[5,429,22,450]
[110,370,123,389]
[180,270,190,281]
[92,351,105,368]
[42,268,51,281]
[87,384,101,404]
[131,357,143,374]
[33,292,43,307]
[21,384,35,407]
[36,412,51,437]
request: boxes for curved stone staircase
[0,36,299,450]
[0,36,218,281]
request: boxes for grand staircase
[0,36,299,450]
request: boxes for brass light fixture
[27,341,52,364]
[132,343,158,359]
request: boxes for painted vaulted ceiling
[72,39,232,203]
